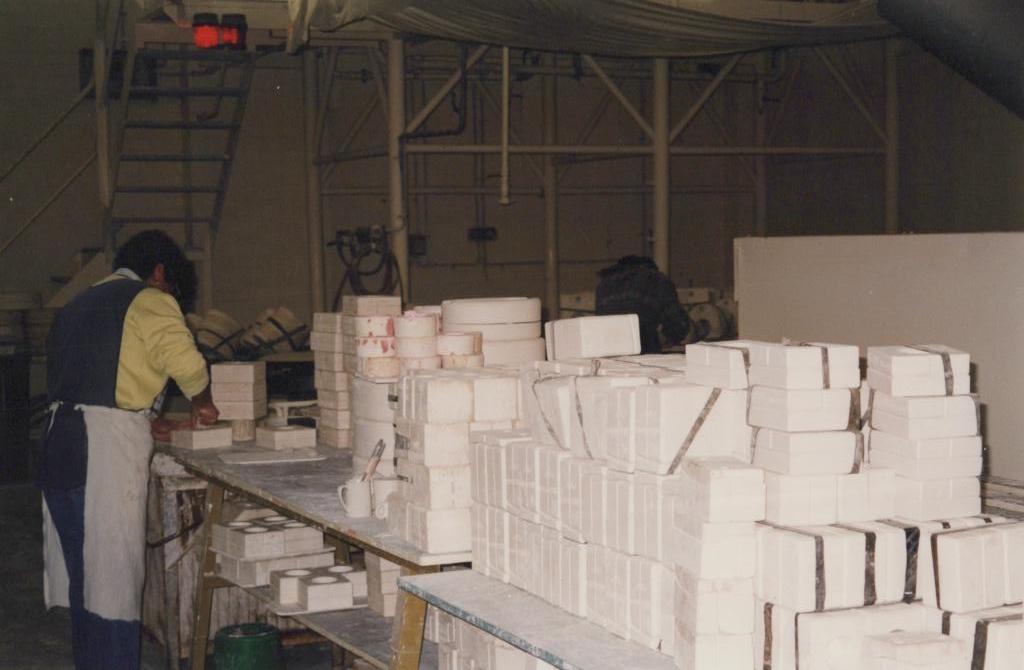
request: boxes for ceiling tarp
[288,0,896,56]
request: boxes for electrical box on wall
[467,227,498,242]
[409,234,428,257]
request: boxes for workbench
[399,571,677,670]
[158,443,471,670]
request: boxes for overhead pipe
[405,45,489,136]
[543,53,560,318]
[878,0,1024,118]
[387,37,408,300]
[303,49,326,312]
[652,58,671,275]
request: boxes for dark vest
[39,276,147,490]
[46,276,147,406]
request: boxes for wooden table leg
[388,566,438,670]
[189,482,224,670]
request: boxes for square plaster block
[865,631,969,669]
[559,537,588,617]
[836,466,898,522]
[870,392,979,439]
[748,341,860,390]
[314,351,347,371]
[576,375,651,461]
[212,521,286,559]
[764,472,838,526]
[172,424,233,450]
[894,476,981,520]
[319,408,351,430]
[580,460,609,545]
[350,376,394,422]
[928,521,1024,613]
[545,314,641,360]
[310,330,346,353]
[396,459,472,509]
[633,472,683,562]
[255,425,317,450]
[867,345,971,397]
[406,504,472,554]
[628,557,675,652]
[536,445,569,531]
[212,381,267,403]
[486,506,510,583]
[678,457,765,523]
[395,419,470,466]
[753,428,856,475]
[755,601,944,670]
[685,340,759,389]
[219,549,334,587]
[673,632,753,670]
[312,312,344,333]
[317,389,350,411]
[559,457,588,543]
[604,469,636,554]
[412,375,474,423]
[211,361,266,383]
[941,604,1023,670]
[216,398,268,421]
[631,384,752,474]
[675,568,754,636]
[870,432,982,480]
[748,386,856,432]
[673,520,757,580]
[471,504,488,576]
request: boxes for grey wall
[2,7,1022,328]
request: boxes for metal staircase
[105,46,256,303]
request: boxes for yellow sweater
[97,275,209,409]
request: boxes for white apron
[43,404,154,621]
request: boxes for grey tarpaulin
[286,0,896,55]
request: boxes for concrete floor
[0,483,335,669]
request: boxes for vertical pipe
[543,55,560,319]
[652,58,671,275]
[754,52,768,236]
[94,0,112,252]
[388,38,409,300]
[304,49,326,313]
[499,47,511,206]
[885,38,900,234]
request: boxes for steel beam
[304,49,326,313]
[543,55,560,319]
[652,58,670,275]
[405,45,489,135]
[670,54,743,143]
[885,39,900,233]
[388,38,409,299]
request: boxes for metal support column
[754,52,769,236]
[652,58,671,275]
[388,38,409,300]
[885,39,900,234]
[95,0,113,253]
[543,56,560,319]
[304,49,326,312]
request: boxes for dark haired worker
[595,255,693,354]
[39,230,218,669]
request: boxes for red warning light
[192,13,219,49]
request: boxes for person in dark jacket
[595,255,693,354]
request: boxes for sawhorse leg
[189,482,225,670]
[388,565,438,670]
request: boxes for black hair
[113,230,197,310]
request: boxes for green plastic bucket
[212,622,286,670]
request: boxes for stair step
[129,86,247,98]
[114,185,221,194]
[141,49,253,63]
[111,217,215,225]
[123,121,239,130]
[120,153,230,162]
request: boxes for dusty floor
[0,483,334,669]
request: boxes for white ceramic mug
[337,476,372,518]
[371,477,402,519]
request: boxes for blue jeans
[44,487,141,670]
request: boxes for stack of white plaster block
[211,361,267,422]
[210,515,333,586]
[351,374,397,477]
[544,314,641,361]
[366,552,400,617]
[441,297,546,366]
[670,457,765,670]
[742,342,896,527]
[866,346,982,520]
[388,368,521,555]
[311,312,353,448]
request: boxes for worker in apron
[38,230,218,669]
[595,255,694,353]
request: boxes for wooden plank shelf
[399,571,676,670]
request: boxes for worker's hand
[190,386,220,427]
[150,416,190,442]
